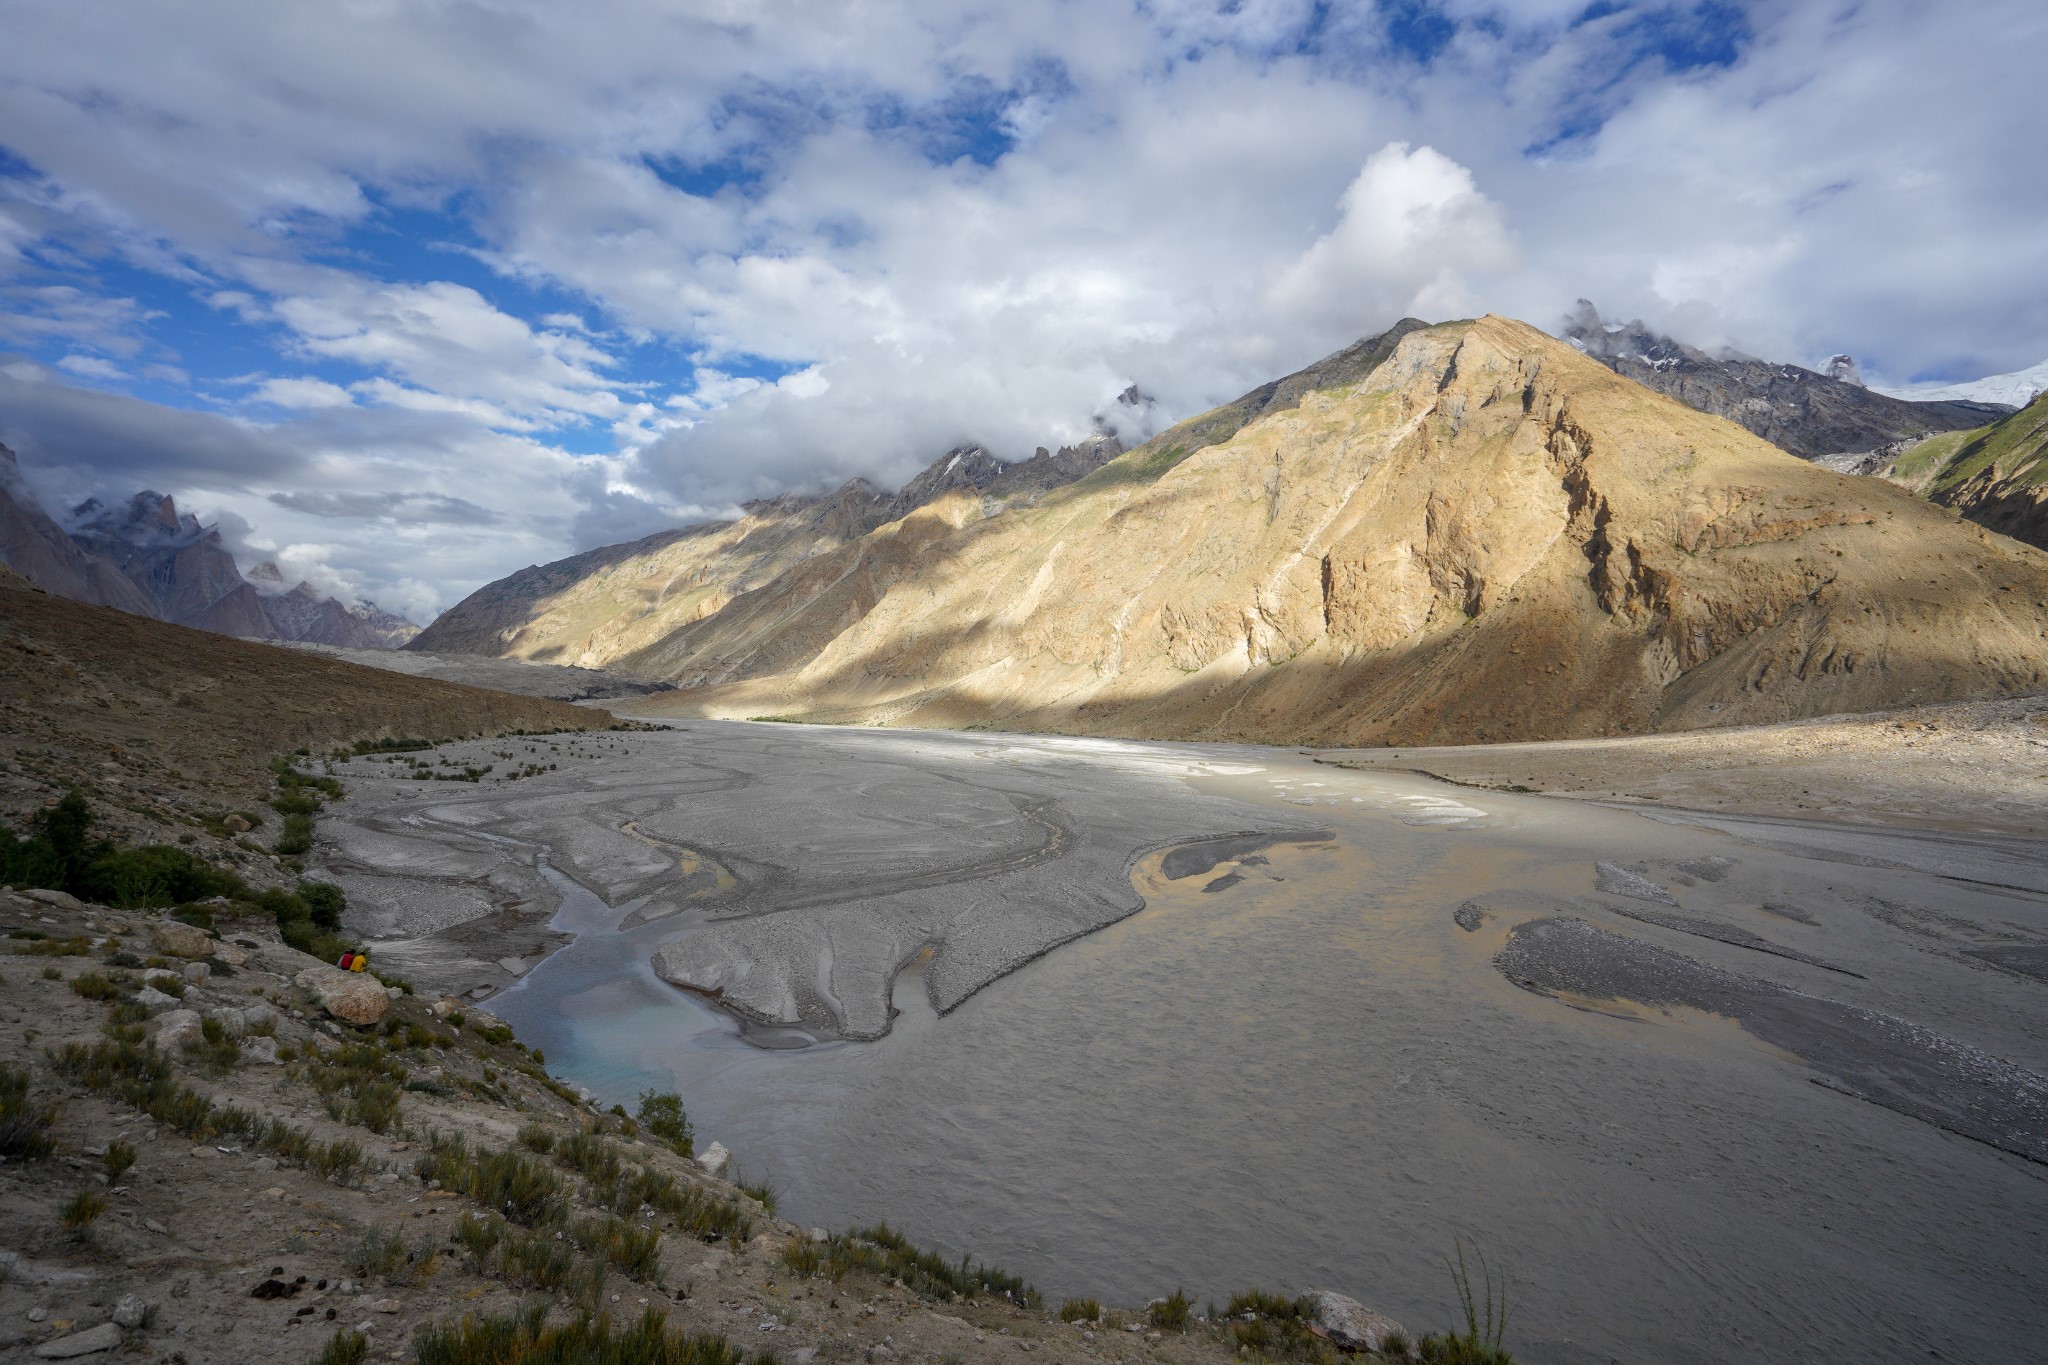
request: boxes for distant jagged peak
[1824,354,1866,387]
[246,559,287,591]
[1559,299,1716,371]
[69,488,207,545]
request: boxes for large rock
[150,1009,203,1049]
[133,987,181,1014]
[152,921,215,958]
[22,887,85,911]
[33,1321,122,1357]
[295,966,390,1026]
[1304,1291,1404,1354]
[696,1140,732,1180]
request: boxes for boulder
[110,1295,148,1329]
[243,1036,282,1065]
[696,1140,732,1179]
[152,921,215,959]
[181,961,210,984]
[133,987,181,1014]
[428,997,465,1018]
[295,966,390,1026]
[33,1322,122,1358]
[150,1009,204,1050]
[1304,1291,1404,1354]
[22,888,85,911]
[211,941,250,968]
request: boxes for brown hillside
[635,316,2048,744]
[0,572,612,842]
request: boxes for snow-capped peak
[1875,358,2048,408]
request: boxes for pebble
[142,1220,166,1235]
[371,1299,400,1314]
[110,1296,148,1329]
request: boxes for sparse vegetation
[104,1138,136,1184]
[1060,1298,1102,1323]
[782,1223,1038,1306]
[1149,1288,1192,1332]
[313,1328,370,1365]
[59,1187,108,1234]
[415,1304,766,1365]
[0,1062,56,1160]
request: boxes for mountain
[1878,358,2048,409]
[407,434,1125,665]
[1878,392,2048,551]
[67,489,277,637]
[0,445,418,648]
[1559,301,2010,460]
[249,564,421,649]
[436,316,2048,747]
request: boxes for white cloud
[56,353,126,381]
[250,376,353,409]
[0,0,2042,608]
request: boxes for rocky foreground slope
[1879,391,2048,551]
[0,570,609,847]
[630,317,2048,745]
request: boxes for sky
[1,0,2044,623]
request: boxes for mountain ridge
[0,446,419,649]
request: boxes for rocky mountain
[1878,391,2048,551]
[248,563,421,648]
[622,316,2048,745]
[0,445,418,648]
[407,433,1126,665]
[1560,301,2009,460]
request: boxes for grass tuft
[0,1063,56,1161]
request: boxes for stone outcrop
[294,965,391,1026]
[1304,1291,1405,1354]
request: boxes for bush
[0,791,243,908]
[301,881,346,929]
[416,1134,565,1226]
[414,1305,765,1365]
[781,1223,1038,1306]
[274,812,314,856]
[0,1063,55,1160]
[70,973,128,1002]
[1149,1289,1192,1332]
[59,1187,107,1233]
[636,1089,694,1157]
[1060,1299,1102,1323]
[104,1139,136,1184]
[313,1328,369,1365]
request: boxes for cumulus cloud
[0,0,2042,614]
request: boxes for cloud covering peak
[0,0,2042,616]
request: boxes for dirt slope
[633,316,2048,744]
[0,572,612,844]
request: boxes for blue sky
[0,0,2043,621]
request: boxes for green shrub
[416,1134,564,1225]
[781,1223,1037,1306]
[59,1187,107,1232]
[274,812,314,856]
[313,1328,369,1365]
[70,972,127,1002]
[0,1063,55,1160]
[1060,1299,1102,1323]
[414,1305,764,1365]
[636,1089,695,1158]
[104,1139,136,1184]
[1149,1289,1192,1332]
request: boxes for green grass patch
[781,1222,1037,1306]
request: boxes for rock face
[0,450,417,647]
[1304,1291,1404,1354]
[1560,302,2009,460]
[1879,392,2048,552]
[627,316,2048,746]
[407,436,1126,670]
[295,966,391,1026]
[152,921,215,958]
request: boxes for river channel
[320,721,2048,1365]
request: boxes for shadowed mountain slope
[1880,392,2048,551]
[633,316,2048,745]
